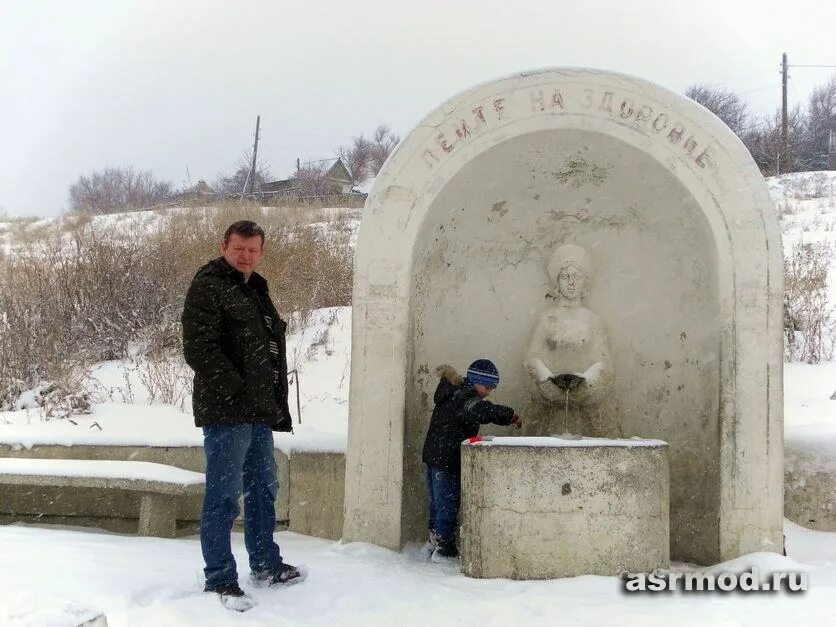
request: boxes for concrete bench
[0,458,204,538]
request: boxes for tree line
[68,125,399,214]
[68,73,836,215]
[685,72,835,175]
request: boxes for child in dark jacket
[421,359,522,559]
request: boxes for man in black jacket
[182,220,302,611]
[421,359,522,559]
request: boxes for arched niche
[343,68,783,565]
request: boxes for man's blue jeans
[425,466,460,543]
[201,423,284,588]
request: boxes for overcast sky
[1,0,834,217]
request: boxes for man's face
[221,233,263,277]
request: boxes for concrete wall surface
[289,452,346,540]
[460,442,669,579]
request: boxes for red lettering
[436,132,454,153]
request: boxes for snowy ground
[1,521,834,626]
[784,360,836,462]
[0,307,351,454]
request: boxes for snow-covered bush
[37,381,93,420]
[137,353,192,410]
[785,241,836,363]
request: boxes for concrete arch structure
[343,68,783,564]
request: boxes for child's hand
[511,414,523,429]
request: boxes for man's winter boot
[204,582,257,612]
[431,537,459,562]
[250,563,308,588]
[421,530,441,559]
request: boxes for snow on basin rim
[0,458,205,484]
[470,436,669,448]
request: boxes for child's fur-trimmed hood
[436,364,464,386]
[433,364,465,405]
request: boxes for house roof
[260,178,299,192]
[325,158,353,184]
[262,157,354,192]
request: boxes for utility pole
[781,53,788,174]
[247,115,261,195]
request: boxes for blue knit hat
[466,359,499,388]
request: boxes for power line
[717,71,780,84]
[692,73,776,92]
[789,65,836,69]
[738,83,781,96]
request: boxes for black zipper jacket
[421,365,515,471]
[182,257,292,430]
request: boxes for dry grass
[784,241,836,363]
[0,206,354,409]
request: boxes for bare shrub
[800,74,836,172]
[38,382,93,420]
[777,200,796,220]
[62,211,93,233]
[26,361,95,419]
[784,241,836,363]
[0,376,25,412]
[9,218,52,246]
[339,125,400,185]
[781,174,832,201]
[214,156,272,199]
[744,106,807,176]
[305,310,339,360]
[69,167,172,214]
[294,162,332,196]
[137,353,193,410]
[685,84,750,135]
[0,201,354,410]
[369,125,400,175]
[340,135,374,185]
[114,364,136,404]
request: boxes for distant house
[261,158,355,197]
[176,179,215,202]
[323,158,353,193]
[259,178,298,195]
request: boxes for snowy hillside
[771,171,836,257]
[0,204,362,255]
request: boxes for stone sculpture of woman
[522,244,615,437]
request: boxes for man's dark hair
[223,220,265,247]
